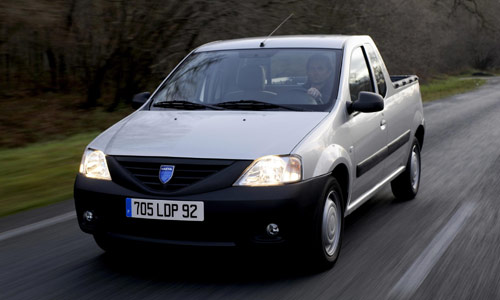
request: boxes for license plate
[126,198,204,221]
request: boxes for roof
[195,35,358,52]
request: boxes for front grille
[113,156,233,192]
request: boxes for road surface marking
[389,202,477,299]
[0,211,76,242]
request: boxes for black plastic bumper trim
[74,173,330,246]
[109,232,237,247]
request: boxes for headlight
[79,149,112,180]
[234,155,302,186]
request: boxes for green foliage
[0,132,98,216]
[420,77,486,102]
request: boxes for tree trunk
[58,54,68,91]
[86,67,106,107]
[108,63,124,112]
[46,48,57,91]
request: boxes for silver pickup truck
[75,35,425,270]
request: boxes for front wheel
[304,177,344,270]
[391,138,421,200]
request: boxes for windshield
[150,48,342,112]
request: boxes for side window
[364,44,387,97]
[349,47,374,102]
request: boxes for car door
[364,44,412,176]
[347,46,388,202]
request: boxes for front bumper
[74,173,329,247]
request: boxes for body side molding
[356,130,411,178]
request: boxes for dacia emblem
[159,165,175,184]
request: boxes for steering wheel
[282,87,319,105]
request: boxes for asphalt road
[2,78,500,300]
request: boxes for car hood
[96,110,328,160]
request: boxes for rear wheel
[391,138,421,200]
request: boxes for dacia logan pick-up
[75,35,425,269]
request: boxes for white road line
[0,211,76,242]
[389,202,477,299]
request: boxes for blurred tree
[0,0,499,106]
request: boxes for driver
[304,54,334,104]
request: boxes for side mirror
[132,92,151,109]
[348,91,384,114]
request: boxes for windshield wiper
[153,100,225,110]
[215,100,305,111]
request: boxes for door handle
[380,119,387,130]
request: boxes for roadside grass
[420,76,486,102]
[0,93,133,148]
[0,132,99,217]
[0,75,491,217]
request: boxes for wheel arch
[331,163,350,213]
[308,144,352,212]
[415,125,425,150]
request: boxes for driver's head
[306,54,333,86]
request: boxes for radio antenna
[260,13,294,47]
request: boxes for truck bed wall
[391,75,419,89]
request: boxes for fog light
[266,223,279,236]
[83,211,94,222]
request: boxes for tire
[305,177,344,270]
[391,138,421,200]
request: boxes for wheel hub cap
[322,192,341,256]
[410,146,420,191]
